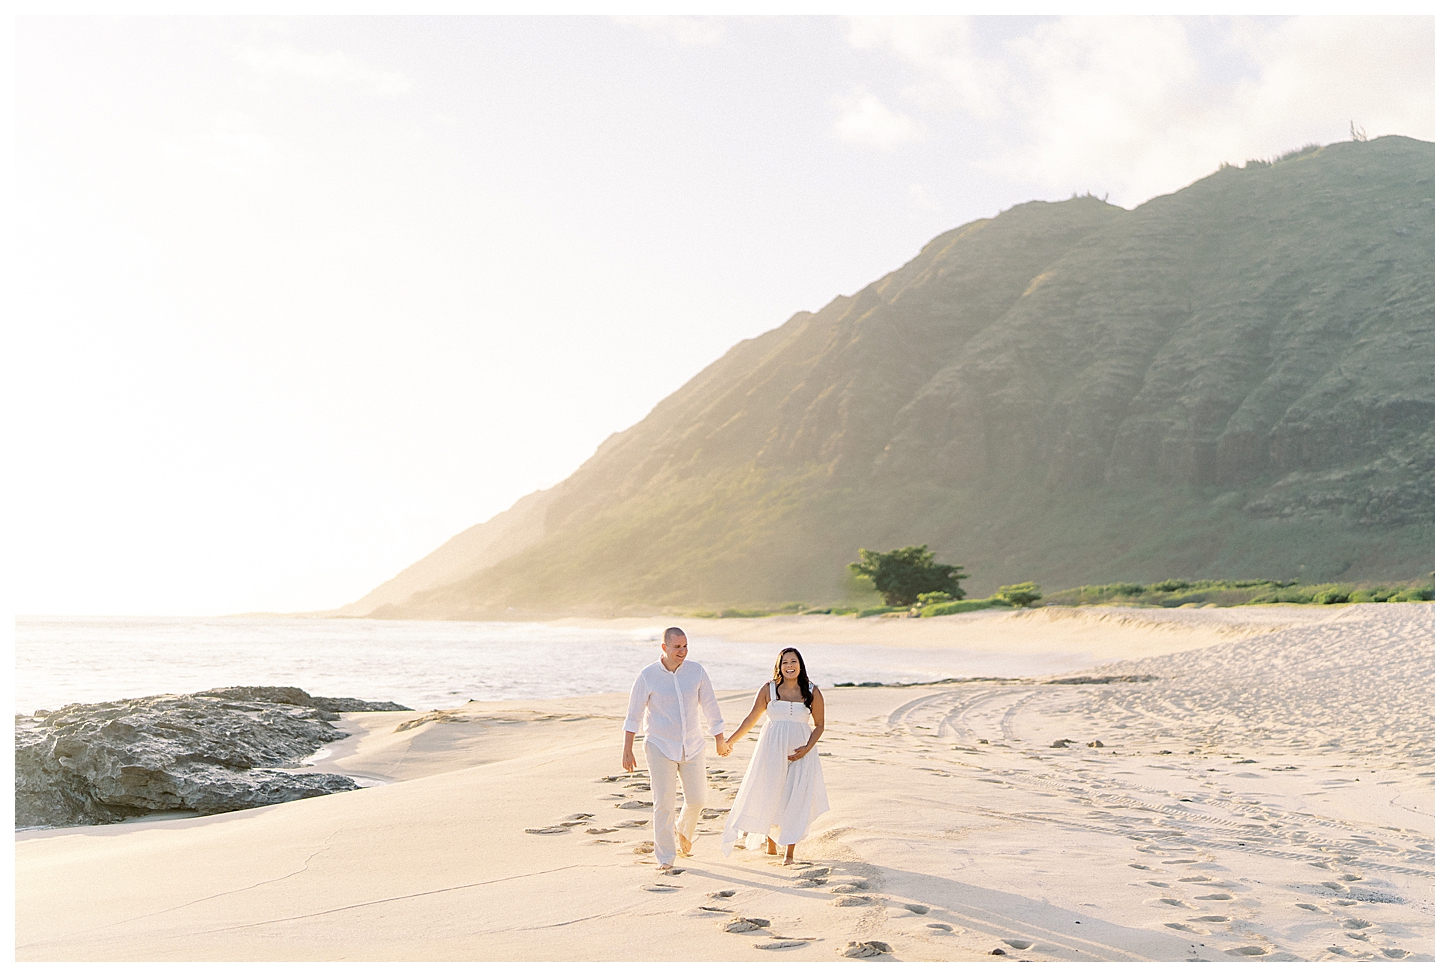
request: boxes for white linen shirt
[623,659,726,762]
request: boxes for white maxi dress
[720,681,829,854]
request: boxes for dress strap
[768,681,777,701]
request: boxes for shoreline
[16,603,1433,961]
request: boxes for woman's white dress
[720,681,829,854]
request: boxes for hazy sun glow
[10,15,1434,615]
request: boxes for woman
[719,647,829,865]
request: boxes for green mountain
[349,136,1433,618]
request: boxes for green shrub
[915,591,957,607]
[719,608,772,618]
[918,598,1010,617]
[994,582,1043,607]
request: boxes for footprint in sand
[1195,893,1233,901]
[1146,882,1171,889]
[707,890,736,899]
[903,903,929,914]
[618,800,653,810]
[1165,923,1206,934]
[1003,939,1032,950]
[1189,915,1229,923]
[1344,932,1370,942]
[755,940,809,950]
[1295,904,1323,912]
[634,843,655,855]
[794,878,826,888]
[696,906,732,914]
[586,827,618,834]
[1178,876,1210,882]
[1343,918,1372,930]
[615,819,649,828]
[923,923,953,934]
[1225,946,1267,956]
[832,895,870,907]
[1382,949,1410,959]
[1157,898,1188,908]
[524,825,570,834]
[831,882,866,893]
[795,867,831,879]
[1128,864,1152,871]
[838,941,892,958]
[642,883,682,893]
[721,917,771,933]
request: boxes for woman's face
[778,651,801,680]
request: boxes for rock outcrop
[15,686,409,829]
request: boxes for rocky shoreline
[15,686,409,829]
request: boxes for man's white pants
[644,739,708,867]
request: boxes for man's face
[662,634,688,668]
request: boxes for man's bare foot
[656,863,675,872]
[675,831,693,857]
[782,854,794,866]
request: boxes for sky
[8,14,1437,616]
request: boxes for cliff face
[355,136,1432,618]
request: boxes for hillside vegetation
[349,136,1433,619]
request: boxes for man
[622,626,727,871]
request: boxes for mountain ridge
[344,136,1432,619]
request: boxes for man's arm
[622,672,648,772]
[697,668,728,755]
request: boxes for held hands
[716,734,732,757]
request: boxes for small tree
[994,581,1042,608]
[849,545,966,606]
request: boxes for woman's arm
[787,688,826,762]
[724,684,771,752]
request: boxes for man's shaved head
[663,626,686,643]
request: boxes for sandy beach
[14,603,1433,961]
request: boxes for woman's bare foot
[783,844,796,866]
[766,837,778,856]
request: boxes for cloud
[238,45,413,97]
[207,113,274,173]
[834,93,923,149]
[846,15,1434,206]
[846,15,1004,117]
[615,16,725,46]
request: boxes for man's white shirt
[623,659,726,762]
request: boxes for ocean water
[12,616,1095,715]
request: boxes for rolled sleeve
[698,670,726,736]
[623,672,649,733]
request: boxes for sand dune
[550,603,1334,661]
[14,603,1432,961]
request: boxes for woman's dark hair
[773,647,813,709]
